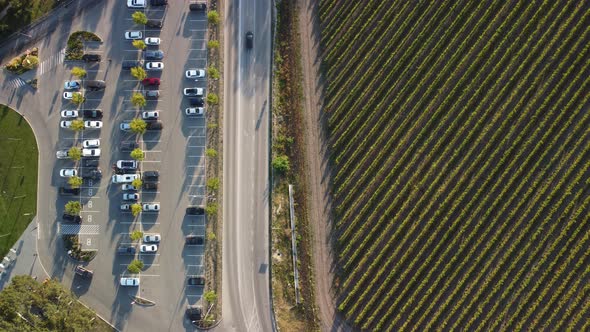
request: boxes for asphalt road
[221,0,273,331]
[0,1,209,331]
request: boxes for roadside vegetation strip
[270,0,318,330]
[0,0,58,40]
[320,0,590,330]
[0,106,38,258]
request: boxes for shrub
[131,178,143,189]
[207,40,220,50]
[68,147,82,161]
[68,176,83,188]
[130,148,144,161]
[208,66,220,80]
[70,119,85,131]
[20,55,39,70]
[132,40,146,50]
[127,259,144,273]
[207,177,220,191]
[71,93,85,106]
[131,67,147,81]
[205,203,218,216]
[130,231,143,241]
[207,10,220,25]
[65,201,82,215]
[131,203,142,217]
[131,92,146,107]
[205,148,218,158]
[71,66,87,78]
[132,11,148,25]
[206,93,219,105]
[272,155,290,172]
[130,118,147,134]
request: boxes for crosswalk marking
[59,223,100,235]
[7,78,26,88]
[38,48,66,76]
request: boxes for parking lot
[50,1,209,330]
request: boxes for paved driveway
[0,1,208,331]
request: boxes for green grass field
[321,0,590,330]
[0,106,38,258]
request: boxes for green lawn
[0,0,58,40]
[0,106,38,258]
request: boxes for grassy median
[0,106,38,258]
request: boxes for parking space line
[186,245,205,247]
[188,194,204,198]
[188,184,205,187]
[187,165,205,168]
[189,46,206,49]
[136,274,161,277]
[188,58,207,61]
[80,196,101,199]
[186,255,203,257]
[142,160,161,163]
[140,140,160,143]
[187,126,205,129]
[79,186,100,189]
[188,174,205,178]
[189,29,207,32]
[144,150,161,153]
[119,221,161,225]
[188,19,207,22]
[187,155,204,158]
[81,210,100,213]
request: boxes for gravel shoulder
[297,0,351,330]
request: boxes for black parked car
[144,50,164,60]
[120,141,139,152]
[186,206,205,215]
[84,80,106,91]
[83,109,103,119]
[75,265,94,279]
[80,168,102,180]
[83,159,99,167]
[146,19,163,28]
[82,53,101,62]
[117,246,136,255]
[143,171,159,182]
[151,0,168,6]
[146,121,163,131]
[189,97,204,106]
[189,3,206,11]
[62,213,82,224]
[59,187,80,196]
[185,305,202,323]
[185,234,204,245]
[187,275,205,286]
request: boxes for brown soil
[297,0,352,330]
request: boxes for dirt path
[297,0,352,331]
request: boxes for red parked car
[142,77,161,86]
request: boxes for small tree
[207,232,216,241]
[65,201,82,215]
[68,176,83,189]
[71,66,87,78]
[205,203,217,216]
[272,155,290,172]
[6,56,21,71]
[130,148,144,161]
[131,92,147,108]
[132,40,146,50]
[205,148,218,158]
[130,66,147,81]
[206,93,219,105]
[207,40,220,50]
[132,11,148,25]
[130,118,147,134]
[131,178,143,189]
[130,230,143,241]
[71,93,85,106]
[207,177,219,191]
[208,66,220,80]
[204,290,217,303]
[21,55,39,70]
[131,203,142,217]
[207,10,220,25]
[68,147,82,161]
[70,119,85,131]
[127,259,144,273]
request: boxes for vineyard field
[319,0,590,330]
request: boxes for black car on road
[245,31,253,49]
[59,187,80,196]
[62,213,82,224]
[186,206,205,215]
[83,109,103,119]
[187,275,205,286]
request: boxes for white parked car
[146,62,164,70]
[145,37,161,45]
[61,110,78,118]
[82,139,100,148]
[60,120,73,129]
[63,92,74,99]
[56,150,69,159]
[59,169,77,177]
[140,244,158,252]
[64,81,81,90]
[183,87,203,96]
[120,203,131,211]
[125,31,143,40]
[143,203,160,212]
[185,69,205,79]
[84,120,103,129]
[185,107,204,116]
[111,173,140,184]
[82,148,101,157]
[122,184,137,191]
[142,111,159,120]
[143,233,161,243]
[120,122,132,131]
[123,193,139,201]
[120,277,140,286]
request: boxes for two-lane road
[222,0,273,331]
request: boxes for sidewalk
[0,218,49,290]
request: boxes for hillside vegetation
[320,0,590,330]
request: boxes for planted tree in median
[68,147,82,161]
[127,259,144,273]
[71,66,87,79]
[207,40,220,50]
[130,67,147,81]
[130,118,147,135]
[205,148,217,158]
[130,148,144,161]
[132,11,147,25]
[71,119,85,131]
[130,92,146,108]
[208,66,220,80]
[131,203,142,217]
[207,177,220,191]
[65,201,82,215]
[205,203,218,216]
[68,176,83,189]
[207,10,220,25]
[272,155,290,172]
[71,92,85,106]
[130,230,143,241]
[132,178,143,190]
[132,40,146,50]
[206,93,219,105]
